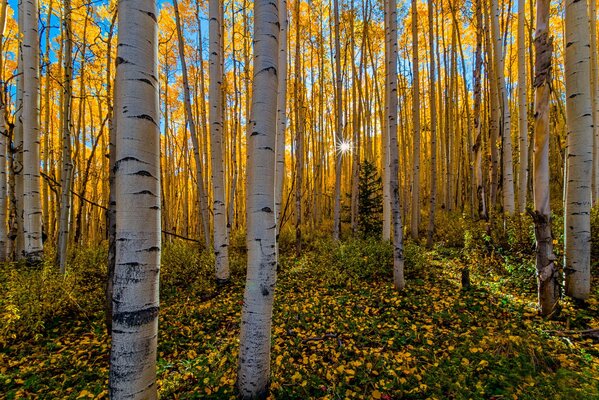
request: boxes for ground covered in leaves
[1,217,598,399]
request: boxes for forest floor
[1,225,598,399]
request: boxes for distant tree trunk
[485,4,499,211]
[564,0,593,301]
[532,0,559,316]
[237,0,278,397]
[105,10,117,336]
[0,0,9,261]
[491,0,515,214]
[473,0,487,220]
[517,0,528,213]
[426,0,437,248]
[210,0,229,282]
[57,0,74,273]
[274,0,288,243]
[410,0,420,239]
[293,0,303,253]
[108,0,160,397]
[386,0,405,290]
[333,0,343,241]
[173,0,210,249]
[22,0,44,262]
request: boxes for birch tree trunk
[332,0,343,241]
[57,0,73,273]
[532,0,559,315]
[386,0,405,290]
[237,0,279,396]
[491,0,515,215]
[173,0,210,249]
[210,0,230,281]
[425,0,437,248]
[22,0,43,262]
[410,0,420,239]
[564,0,593,301]
[517,0,528,213]
[108,0,160,397]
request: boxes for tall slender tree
[517,0,528,213]
[426,0,437,248]
[210,0,230,282]
[410,0,420,239]
[108,0,161,397]
[532,0,559,315]
[332,0,343,241]
[21,0,43,261]
[564,0,593,301]
[237,0,279,396]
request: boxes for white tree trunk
[173,0,211,249]
[517,0,528,213]
[491,0,515,215]
[386,0,405,290]
[426,0,437,248]
[410,0,420,239]
[22,0,43,261]
[590,0,599,204]
[274,0,287,246]
[0,0,9,261]
[564,0,593,301]
[237,0,279,396]
[332,0,343,241]
[532,0,559,315]
[210,0,229,281]
[57,0,73,273]
[108,0,160,397]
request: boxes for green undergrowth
[1,213,598,399]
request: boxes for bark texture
[108,0,161,397]
[564,0,593,301]
[237,0,279,396]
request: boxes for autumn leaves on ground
[2,215,598,399]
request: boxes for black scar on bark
[261,207,272,213]
[113,306,159,327]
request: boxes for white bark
[57,0,73,273]
[532,0,559,315]
[0,0,9,261]
[426,0,437,248]
[386,0,405,290]
[590,0,599,204]
[332,0,343,241]
[108,0,160,397]
[517,0,528,213]
[237,0,279,396]
[173,0,210,249]
[210,0,229,281]
[274,0,287,240]
[564,0,593,301]
[491,0,515,215]
[22,0,43,261]
[410,0,420,239]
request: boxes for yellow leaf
[372,390,382,399]
[461,358,470,366]
[77,390,92,398]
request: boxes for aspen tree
[173,0,210,248]
[274,0,288,243]
[108,0,160,397]
[532,0,559,315]
[410,0,420,239]
[517,0,528,213]
[294,0,304,252]
[564,0,593,301]
[22,0,43,261]
[386,0,404,290]
[237,0,279,396]
[590,0,599,204]
[426,0,437,248]
[57,0,73,273]
[0,0,8,261]
[332,0,343,241]
[210,0,229,282]
[472,0,487,220]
